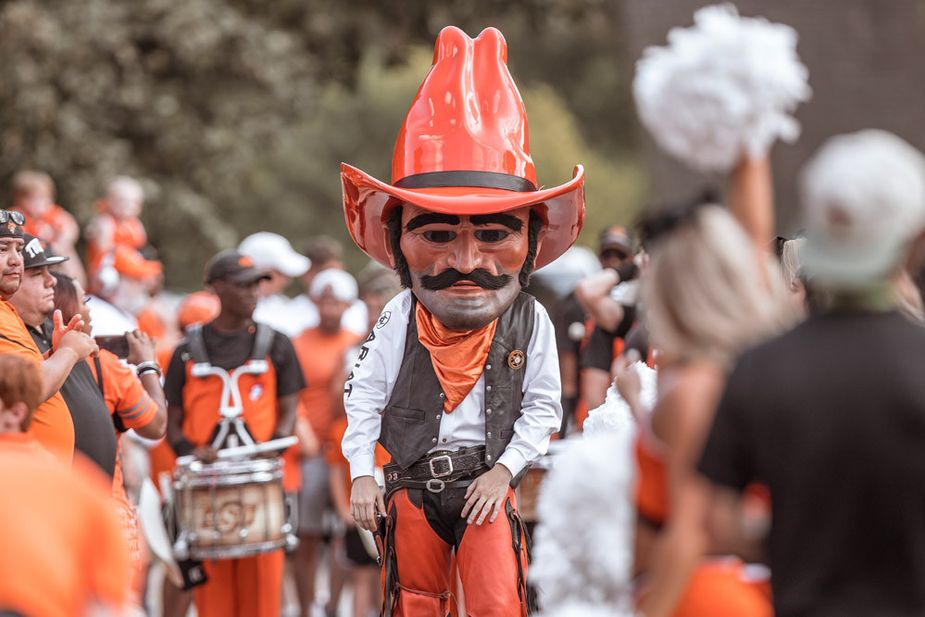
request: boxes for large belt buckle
[426,478,445,493]
[428,454,454,479]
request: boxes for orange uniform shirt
[86,212,148,273]
[89,349,160,432]
[0,299,74,462]
[293,328,361,441]
[0,433,130,616]
[11,203,77,245]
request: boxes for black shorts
[345,527,378,567]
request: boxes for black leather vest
[380,292,536,469]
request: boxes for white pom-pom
[584,361,657,436]
[530,434,635,614]
[634,3,811,172]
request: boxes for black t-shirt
[553,292,587,356]
[29,321,117,477]
[699,310,925,617]
[579,305,636,372]
[164,322,306,408]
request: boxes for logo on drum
[203,500,258,534]
[249,384,264,401]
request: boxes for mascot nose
[447,233,481,273]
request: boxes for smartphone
[95,334,129,359]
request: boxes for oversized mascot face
[392,204,535,330]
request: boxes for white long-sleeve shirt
[342,290,562,481]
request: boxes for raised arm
[728,156,774,252]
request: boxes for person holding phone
[52,271,167,605]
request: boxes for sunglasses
[0,210,25,226]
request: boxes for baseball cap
[800,130,925,288]
[310,268,358,302]
[598,225,634,255]
[204,250,272,285]
[238,232,311,278]
[21,234,68,269]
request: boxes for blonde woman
[619,159,793,617]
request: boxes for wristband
[135,360,162,378]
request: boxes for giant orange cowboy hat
[341,26,585,270]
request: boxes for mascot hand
[351,475,385,532]
[462,464,513,525]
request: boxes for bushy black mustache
[420,268,512,291]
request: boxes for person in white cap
[698,129,925,617]
[290,268,364,617]
[238,231,311,336]
[287,235,369,338]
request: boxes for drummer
[164,249,306,617]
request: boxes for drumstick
[216,436,298,459]
[176,436,298,466]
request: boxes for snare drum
[173,456,292,560]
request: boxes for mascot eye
[423,230,456,243]
[474,230,510,243]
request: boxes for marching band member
[52,271,168,602]
[341,26,583,616]
[164,249,305,617]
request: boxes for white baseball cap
[800,130,925,288]
[310,268,358,303]
[238,232,311,278]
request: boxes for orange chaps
[193,550,284,617]
[382,487,531,617]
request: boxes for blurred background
[2,0,924,289]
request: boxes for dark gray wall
[621,0,925,232]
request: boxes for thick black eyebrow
[405,212,461,231]
[470,213,523,232]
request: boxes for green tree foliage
[0,0,642,289]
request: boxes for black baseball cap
[205,249,272,285]
[598,225,635,255]
[22,234,69,269]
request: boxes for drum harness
[185,322,275,449]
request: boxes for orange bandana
[415,303,497,412]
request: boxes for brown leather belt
[383,445,489,495]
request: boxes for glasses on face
[0,210,25,226]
